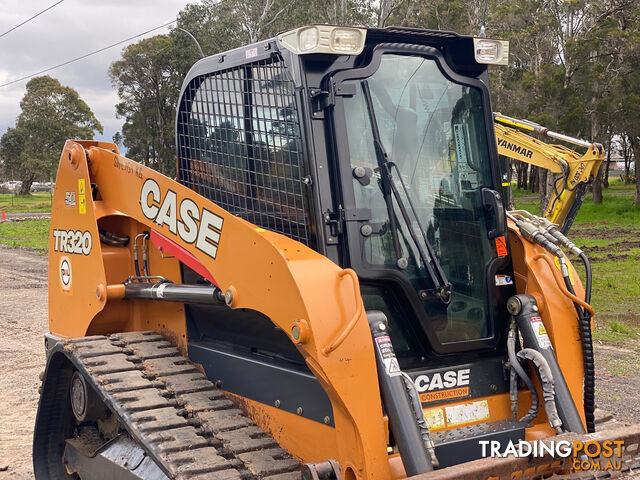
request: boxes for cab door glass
[342,54,494,344]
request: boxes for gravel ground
[0,247,48,478]
[0,246,637,479]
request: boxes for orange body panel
[508,220,587,428]
[49,140,390,480]
[48,140,588,479]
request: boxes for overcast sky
[0,0,191,144]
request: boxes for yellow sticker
[539,324,547,335]
[78,195,86,214]
[553,256,574,285]
[423,407,446,431]
[495,116,535,131]
[78,179,86,214]
[445,400,490,427]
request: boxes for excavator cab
[35,25,616,480]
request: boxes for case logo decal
[140,178,223,259]
[414,368,471,403]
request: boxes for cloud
[0,0,188,143]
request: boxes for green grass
[607,178,636,190]
[593,319,640,343]
[512,181,640,228]
[572,194,640,228]
[582,253,640,314]
[511,185,536,198]
[512,199,539,213]
[513,183,640,316]
[0,192,52,213]
[0,219,50,253]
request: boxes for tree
[610,0,640,205]
[0,76,102,194]
[110,35,182,176]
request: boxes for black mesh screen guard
[177,55,311,245]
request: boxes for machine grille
[177,55,310,245]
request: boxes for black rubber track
[57,332,302,480]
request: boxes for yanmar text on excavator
[33,25,640,480]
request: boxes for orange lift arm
[48,140,392,480]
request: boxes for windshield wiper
[361,80,451,304]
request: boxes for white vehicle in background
[1,180,22,191]
[30,182,52,192]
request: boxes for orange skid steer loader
[33,25,640,480]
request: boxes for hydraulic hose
[508,211,595,432]
[579,252,592,305]
[509,368,518,420]
[532,254,594,315]
[98,227,129,247]
[507,323,538,424]
[517,348,563,434]
[561,267,596,433]
[142,233,150,281]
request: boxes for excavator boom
[494,113,605,233]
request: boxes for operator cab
[176,26,517,442]
[177,25,513,361]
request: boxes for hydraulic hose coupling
[519,221,564,257]
[507,211,564,257]
[506,294,586,434]
[532,215,583,255]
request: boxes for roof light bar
[473,38,509,66]
[278,25,366,55]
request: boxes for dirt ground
[0,247,48,479]
[593,340,640,424]
[0,247,638,479]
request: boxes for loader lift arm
[493,113,604,233]
[42,140,392,480]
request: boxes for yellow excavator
[493,113,604,234]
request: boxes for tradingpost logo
[480,439,625,472]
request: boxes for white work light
[299,27,319,52]
[473,38,509,65]
[278,25,367,55]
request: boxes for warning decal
[530,316,552,349]
[495,274,513,286]
[385,358,401,375]
[375,335,401,377]
[495,236,508,256]
[78,178,86,215]
[423,408,446,431]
